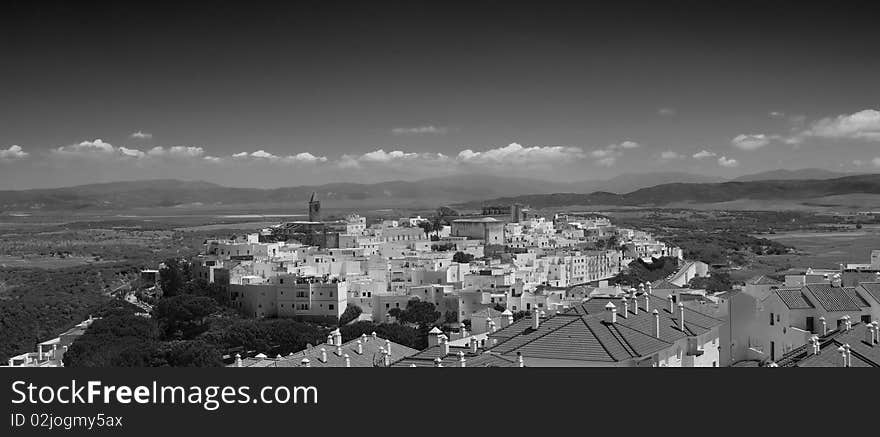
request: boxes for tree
[688,271,733,293]
[399,300,441,327]
[158,258,190,297]
[338,304,363,326]
[152,295,220,339]
[452,251,474,264]
[158,340,224,367]
[493,303,506,312]
[339,321,426,350]
[63,314,161,367]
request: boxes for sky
[1,0,879,189]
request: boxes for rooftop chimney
[819,317,827,335]
[327,334,334,345]
[503,309,514,327]
[668,295,674,313]
[459,351,466,368]
[385,339,392,356]
[434,357,443,367]
[845,315,852,331]
[517,351,524,367]
[320,347,327,363]
[633,295,639,315]
[459,322,468,338]
[644,293,650,312]
[235,353,242,367]
[356,339,364,354]
[873,322,880,345]
[490,319,498,333]
[441,335,450,356]
[647,282,653,295]
[333,329,343,347]
[621,297,629,319]
[605,302,617,324]
[532,307,540,330]
[428,327,442,347]
[470,337,478,354]
[866,324,875,346]
[344,354,351,367]
[677,302,686,332]
[382,348,391,367]
[844,343,852,367]
[839,316,849,332]
[371,331,378,340]
[301,358,311,368]
[653,309,660,338]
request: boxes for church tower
[308,192,321,222]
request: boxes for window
[770,313,774,326]
[862,315,872,324]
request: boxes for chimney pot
[234,353,242,367]
[677,302,685,332]
[301,358,311,367]
[668,295,674,313]
[434,357,443,367]
[652,309,660,338]
[621,298,629,318]
[459,351,466,367]
[344,354,351,367]
[470,337,478,354]
[533,308,540,330]
[517,351,524,367]
[819,317,827,335]
[644,293,650,312]
[605,302,617,324]
[385,339,392,356]
[320,347,327,363]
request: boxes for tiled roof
[234,333,419,367]
[391,345,520,367]
[857,282,880,304]
[802,284,863,312]
[485,294,723,364]
[651,280,681,290]
[843,287,870,308]
[747,275,781,286]
[775,288,814,310]
[776,323,880,368]
[471,308,504,318]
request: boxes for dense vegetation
[612,256,680,287]
[665,232,790,265]
[0,263,140,362]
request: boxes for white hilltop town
[8,193,880,368]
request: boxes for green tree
[452,251,474,263]
[153,295,220,339]
[400,300,441,328]
[338,304,363,326]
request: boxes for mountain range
[0,169,874,211]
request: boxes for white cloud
[391,125,449,135]
[0,145,29,161]
[692,150,717,159]
[611,140,640,150]
[361,149,422,162]
[54,139,117,155]
[769,111,786,119]
[586,141,640,167]
[147,146,205,158]
[660,150,682,160]
[731,134,770,150]
[658,108,677,116]
[456,143,584,165]
[718,156,739,168]
[226,149,328,165]
[802,109,880,141]
[130,131,152,139]
[118,147,146,158]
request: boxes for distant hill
[573,172,725,194]
[0,175,573,211]
[456,174,880,209]
[733,168,858,182]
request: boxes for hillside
[456,174,880,209]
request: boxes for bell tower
[308,192,321,222]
